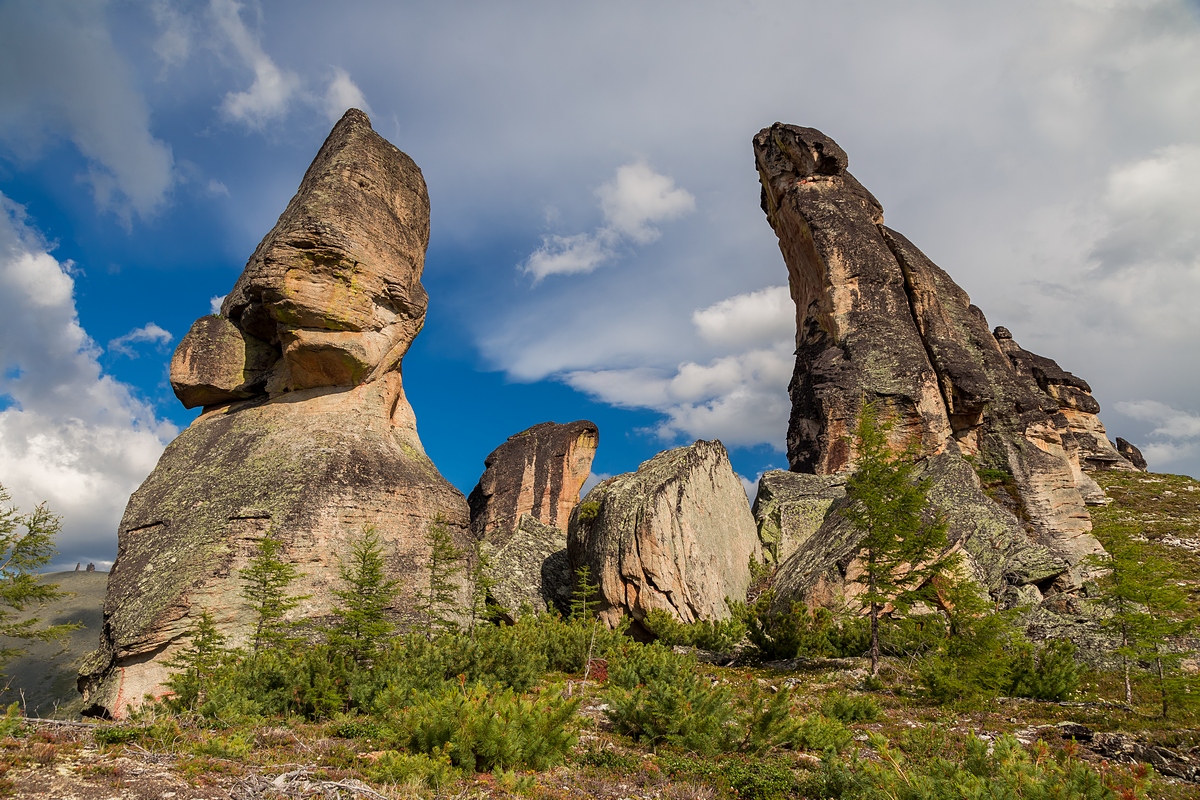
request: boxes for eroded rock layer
[468,421,598,545]
[567,440,760,631]
[80,110,469,719]
[753,122,1133,603]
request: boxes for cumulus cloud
[212,0,301,128]
[565,340,793,450]
[523,233,613,281]
[521,162,694,280]
[210,295,227,315]
[107,323,174,358]
[692,286,793,349]
[597,162,696,245]
[323,67,372,122]
[150,0,192,69]
[0,1,175,220]
[0,195,176,567]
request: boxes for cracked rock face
[567,439,761,631]
[753,122,1135,604]
[80,110,469,719]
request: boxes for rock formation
[468,421,599,545]
[467,421,598,620]
[79,110,470,719]
[484,514,573,620]
[567,440,760,631]
[752,471,845,565]
[1116,438,1148,471]
[753,122,1136,608]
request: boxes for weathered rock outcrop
[753,122,1134,607]
[484,514,572,620]
[1116,438,1148,471]
[468,421,598,545]
[80,110,469,719]
[752,471,845,565]
[567,440,760,631]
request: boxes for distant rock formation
[753,122,1135,608]
[468,421,598,620]
[79,110,470,719]
[567,440,760,631]
[1116,438,1148,472]
[468,421,599,545]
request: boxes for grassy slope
[0,571,107,719]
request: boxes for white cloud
[0,195,176,566]
[151,0,192,69]
[692,286,794,349]
[522,233,612,281]
[597,161,696,245]
[212,0,301,129]
[1114,400,1200,439]
[107,323,174,358]
[210,295,227,315]
[324,66,372,122]
[0,1,175,220]
[565,342,793,450]
[520,162,694,280]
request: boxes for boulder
[751,471,845,564]
[485,514,572,620]
[1116,438,1148,471]
[79,110,470,719]
[753,123,1116,599]
[468,421,598,545]
[567,440,761,631]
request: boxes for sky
[0,0,1198,570]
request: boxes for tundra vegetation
[4,471,1200,799]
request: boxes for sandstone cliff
[753,122,1135,607]
[567,440,760,631]
[79,110,470,719]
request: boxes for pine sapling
[329,525,399,665]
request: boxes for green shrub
[395,683,579,772]
[859,733,1142,800]
[795,715,853,754]
[746,592,837,660]
[605,643,800,755]
[576,500,601,523]
[1008,639,1080,702]
[821,691,879,723]
[94,725,142,745]
[642,606,747,652]
[361,749,454,789]
[331,716,384,740]
[659,751,802,800]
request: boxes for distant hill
[0,571,107,719]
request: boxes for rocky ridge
[79,110,470,719]
[752,122,1135,610]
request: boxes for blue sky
[1,0,1199,569]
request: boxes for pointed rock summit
[80,110,470,719]
[753,122,1136,607]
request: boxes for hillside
[0,571,107,719]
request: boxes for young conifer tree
[164,610,227,710]
[329,525,399,665]
[416,515,464,638]
[1094,526,1195,716]
[840,403,950,675]
[0,485,79,673]
[239,533,308,658]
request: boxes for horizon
[1,1,1198,570]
